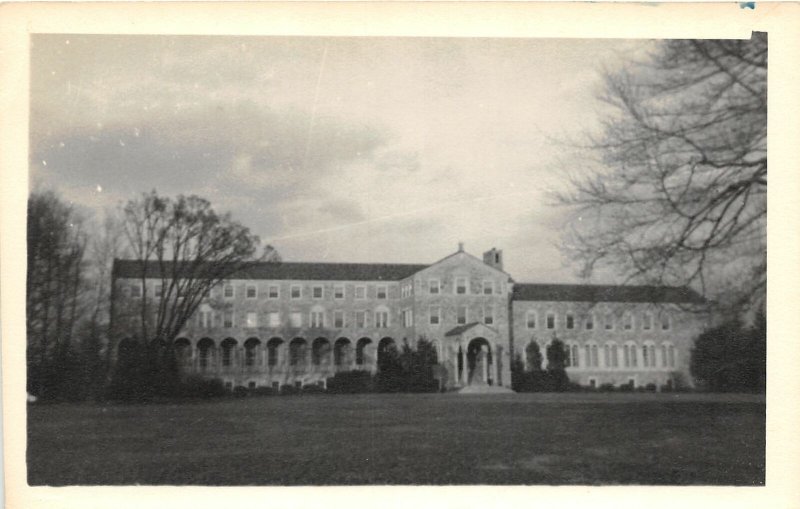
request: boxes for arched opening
[221,337,238,368]
[466,337,492,386]
[267,337,283,367]
[244,337,261,367]
[289,338,307,367]
[174,337,192,369]
[197,337,215,371]
[312,337,331,366]
[356,337,372,366]
[377,337,397,371]
[334,337,352,368]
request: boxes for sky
[30,35,646,283]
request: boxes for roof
[512,283,705,304]
[112,259,429,282]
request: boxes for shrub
[174,376,227,399]
[644,383,658,393]
[598,383,616,392]
[327,370,374,394]
[232,386,249,398]
[301,384,327,394]
[280,384,301,396]
[251,386,276,397]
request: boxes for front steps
[457,384,516,394]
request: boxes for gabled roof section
[512,283,705,304]
[416,248,513,279]
[112,259,429,282]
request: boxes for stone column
[459,340,467,385]
[489,346,496,385]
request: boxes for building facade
[110,246,707,392]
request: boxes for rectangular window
[334,310,344,328]
[456,277,467,295]
[356,310,367,328]
[623,345,631,367]
[661,315,671,330]
[268,284,280,299]
[586,314,594,330]
[334,285,344,299]
[246,312,258,327]
[623,314,632,330]
[642,312,652,330]
[310,310,324,328]
[290,312,302,327]
[291,285,301,299]
[375,310,389,328]
[566,314,575,329]
[483,280,494,295]
[604,314,614,330]
[402,309,414,327]
[130,283,142,298]
[429,279,440,294]
[457,306,468,325]
[611,344,618,367]
[631,346,638,367]
[268,312,280,327]
[355,285,366,300]
[483,306,494,325]
[223,284,234,299]
[430,306,441,325]
[199,310,213,328]
[246,284,257,299]
[546,313,555,330]
[377,285,387,299]
[312,285,323,299]
[154,283,163,298]
[223,311,234,328]
[526,311,536,329]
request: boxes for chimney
[483,247,503,271]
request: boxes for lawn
[27,392,765,485]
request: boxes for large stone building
[110,245,707,392]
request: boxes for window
[154,283,163,298]
[546,313,555,330]
[429,306,441,325]
[355,285,366,300]
[591,344,599,367]
[643,312,652,330]
[402,309,414,327]
[649,344,656,367]
[199,310,213,328]
[400,283,413,298]
[661,314,671,330]
[130,283,142,298]
[604,314,614,330]
[526,311,536,329]
[429,279,440,294]
[668,345,676,367]
[268,284,280,299]
[611,344,618,368]
[246,284,257,299]
[356,310,367,329]
[483,280,494,295]
[223,311,234,328]
[661,344,668,367]
[290,312,302,327]
[375,310,389,328]
[566,344,579,368]
[290,285,301,299]
[334,285,344,299]
[603,344,611,367]
[457,306,468,325]
[246,312,258,327]
[585,314,594,330]
[642,344,650,367]
[334,310,344,328]
[456,277,467,295]
[584,345,598,367]
[630,345,638,367]
[623,313,632,330]
[312,285,323,299]
[623,345,631,367]
[377,285,387,299]
[310,309,325,328]
[566,314,575,330]
[224,284,234,299]
[268,312,280,327]
[483,306,494,325]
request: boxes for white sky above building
[30,35,651,282]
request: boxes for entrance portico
[445,322,500,388]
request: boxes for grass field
[27,392,765,485]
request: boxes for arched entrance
[466,337,493,386]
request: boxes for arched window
[197,337,215,370]
[267,337,283,367]
[312,337,330,366]
[174,337,192,368]
[221,338,237,367]
[334,338,351,366]
[244,337,261,367]
[289,338,307,366]
[356,337,372,366]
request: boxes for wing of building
[110,245,707,392]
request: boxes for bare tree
[558,34,766,316]
[117,191,272,349]
[26,190,88,397]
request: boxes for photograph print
[26,32,766,486]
